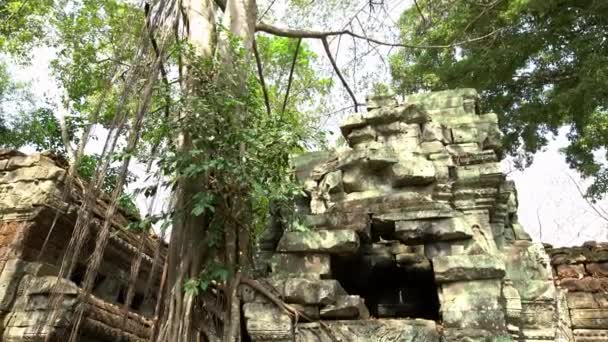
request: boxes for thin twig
[455,0,503,43]
[536,205,543,242]
[413,0,427,25]
[258,0,277,22]
[564,171,608,222]
[281,38,301,116]
[253,38,271,116]
[354,16,387,68]
[321,37,358,112]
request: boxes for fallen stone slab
[320,295,370,319]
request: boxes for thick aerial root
[239,277,341,342]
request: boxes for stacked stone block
[548,242,608,341]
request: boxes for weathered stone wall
[548,242,608,341]
[248,89,563,342]
[0,150,164,341]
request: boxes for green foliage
[2,0,326,295]
[2,0,148,219]
[286,218,310,233]
[391,0,608,198]
[191,192,215,217]
[1,0,146,152]
[0,63,10,97]
[372,82,392,96]
[255,35,332,146]
[50,0,144,125]
[0,0,54,57]
[184,261,230,296]
[139,35,324,257]
[0,107,66,153]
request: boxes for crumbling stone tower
[246,89,562,341]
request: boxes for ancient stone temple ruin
[247,89,605,341]
[0,150,164,341]
[0,89,607,341]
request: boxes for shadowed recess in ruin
[332,219,440,320]
[332,251,440,320]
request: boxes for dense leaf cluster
[391,0,608,198]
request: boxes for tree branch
[256,22,499,49]
[281,38,301,116]
[456,0,503,43]
[252,38,271,116]
[258,0,277,22]
[321,37,359,112]
[145,2,170,114]
[413,0,427,25]
[564,171,608,222]
[354,16,387,68]
[214,0,226,11]
[536,205,543,242]
[59,114,76,159]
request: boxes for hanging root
[239,277,341,342]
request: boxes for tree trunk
[156,0,257,341]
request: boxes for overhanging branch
[256,22,498,49]
[321,37,359,113]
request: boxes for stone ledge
[395,217,473,244]
[276,229,360,255]
[573,328,608,342]
[433,255,506,283]
[295,319,439,342]
[442,328,512,342]
[270,253,331,279]
[571,308,608,329]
